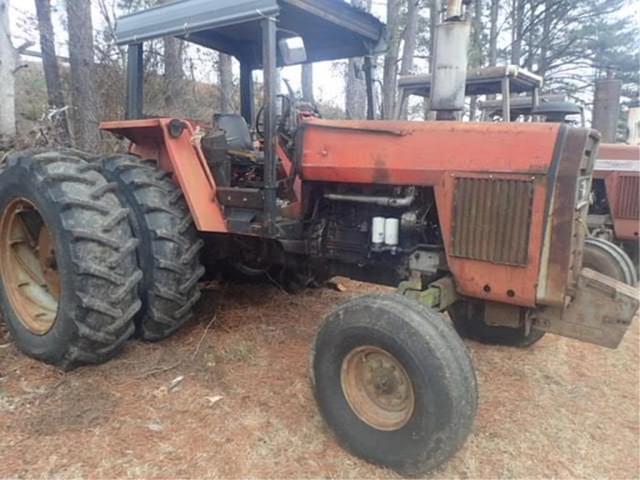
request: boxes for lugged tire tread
[69,229,123,248]
[99,155,204,341]
[89,182,119,199]
[60,196,113,214]
[107,239,139,268]
[311,293,478,476]
[0,149,142,370]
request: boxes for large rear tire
[583,237,637,285]
[99,155,205,341]
[0,150,142,370]
[449,301,545,348]
[311,294,477,476]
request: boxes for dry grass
[0,280,638,479]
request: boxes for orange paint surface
[300,119,563,307]
[594,143,639,240]
[101,117,579,308]
[435,173,547,307]
[100,118,227,233]
[596,143,640,163]
[299,119,561,185]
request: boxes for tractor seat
[213,113,253,151]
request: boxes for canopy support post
[261,16,278,236]
[126,43,144,120]
[364,56,375,120]
[240,61,254,125]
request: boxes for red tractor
[0,0,637,475]
[399,67,639,285]
[589,143,640,279]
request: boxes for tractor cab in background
[481,96,585,125]
[399,64,583,125]
[398,65,544,121]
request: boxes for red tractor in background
[0,0,637,475]
[399,68,639,285]
[589,143,639,277]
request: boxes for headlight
[576,176,591,210]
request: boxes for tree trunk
[525,0,536,70]
[539,0,552,78]
[218,53,233,113]
[66,0,99,151]
[425,0,441,119]
[0,0,16,140]
[301,63,314,103]
[35,0,69,142]
[382,0,403,119]
[469,0,483,120]
[345,0,371,119]
[397,0,419,119]
[484,0,500,103]
[400,2,418,77]
[429,0,440,69]
[346,59,366,119]
[510,0,525,66]
[488,0,499,66]
[164,36,183,111]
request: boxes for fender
[101,118,228,233]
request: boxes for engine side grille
[615,175,639,219]
[451,177,534,266]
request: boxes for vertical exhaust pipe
[431,0,471,120]
[593,76,622,143]
[446,0,463,19]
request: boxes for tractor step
[217,187,265,209]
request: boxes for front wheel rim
[340,345,416,431]
[0,198,60,335]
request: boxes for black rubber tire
[220,260,271,284]
[222,262,324,294]
[583,237,637,285]
[0,149,142,370]
[449,301,545,348]
[311,294,477,476]
[272,265,324,294]
[99,155,205,341]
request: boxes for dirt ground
[1,279,639,479]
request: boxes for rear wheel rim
[341,345,415,431]
[0,198,60,335]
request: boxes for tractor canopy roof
[478,94,568,112]
[398,65,543,98]
[115,0,386,68]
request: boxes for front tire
[0,150,142,370]
[311,294,477,476]
[583,237,637,285]
[99,155,205,341]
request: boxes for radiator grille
[451,177,534,266]
[615,175,639,219]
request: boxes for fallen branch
[192,315,217,360]
[135,360,182,380]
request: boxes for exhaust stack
[593,76,622,143]
[446,0,463,18]
[431,0,471,120]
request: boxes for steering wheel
[255,94,292,139]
